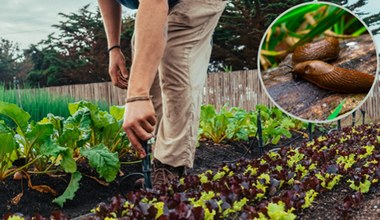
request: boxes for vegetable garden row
[1,100,379,219]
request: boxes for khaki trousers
[144,0,226,168]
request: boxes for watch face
[257,1,378,123]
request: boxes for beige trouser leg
[152,0,227,168]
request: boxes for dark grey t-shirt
[116,0,179,9]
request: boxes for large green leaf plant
[0,100,130,207]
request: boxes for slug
[292,37,340,65]
[293,60,374,93]
[292,37,374,93]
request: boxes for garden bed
[4,123,380,219]
[1,126,305,219]
[2,100,380,219]
[84,123,380,220]
[1,139,266,218]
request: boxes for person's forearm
[127,0,169,97]
[98,0,122,47]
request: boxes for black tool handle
[141,140,152,189]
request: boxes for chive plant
[0,84,109,121]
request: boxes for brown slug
[292,37,375,93]
[292,37,340,65]
[293,60,375,93]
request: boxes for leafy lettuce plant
[199,104,306,145]
[89,123,380,219]
[348,176,371,193]
[199,105,250,143]
[256,105,304,145]
[266,201,296,220]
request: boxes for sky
[0,0,134,50]
[0,0,379,50]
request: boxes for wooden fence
[43,81,127,106]
[203,70,272,110]
[41,70,380,122]
[361,84,380,122]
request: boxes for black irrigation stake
[337,119,341,131]
[257,109,264,155]
[307,123,313,141]
[119,140,152,196]
[141,141,152,189]
[352,111,356,127]
[360,109,366,124]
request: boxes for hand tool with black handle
[119,140,152,196]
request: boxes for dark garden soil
[298,183,380,220]
[0,158,141,219]
[1,129,380,219]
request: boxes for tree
[25,5,134,87]
[25,42,66,86]
[23,0,379,86]
[210,0,359,72]
[0,38,22,86]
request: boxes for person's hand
[109,49,129,89]
[123,100,156,158]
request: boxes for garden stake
[119,140,152,196]
[352,111,356,126]
[308,123,313,141]
[360,109,366,124]
[257,109,264,155]
[337,119,341,131]
[141,140,152,189]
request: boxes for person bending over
[98,0,227,188]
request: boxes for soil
[298,184,380,220]
[1,129,380,219]
[0,159,141,219]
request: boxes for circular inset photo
[258,1,378,123]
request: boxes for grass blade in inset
[289,8,347,51]
[327,99,346,120]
